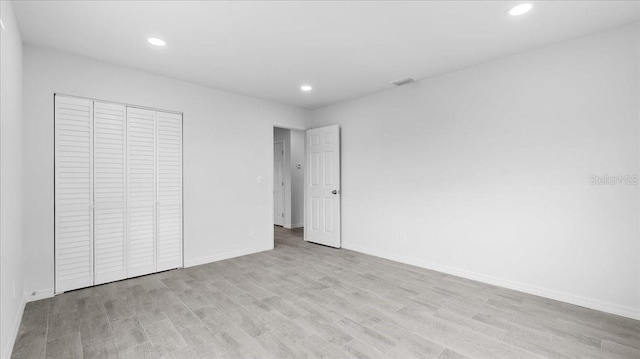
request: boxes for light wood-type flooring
[10,227,640,358]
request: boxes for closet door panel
[156,111,183,271]
[127,107,157,277]
[93,102,127,284]
[55,95,94,293]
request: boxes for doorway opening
[273,127,305,243]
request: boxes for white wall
[311,24,640,319]
[290,130,305,228]
[22,45,309,297]
[0,1,25,357]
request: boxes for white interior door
[54,95,94,293]
[126,107,157,277]
[156,111,183,271]
[305,125,341,248]
[274,141,285,226]
[93,101,127,284]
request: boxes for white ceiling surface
[12,1,640,109]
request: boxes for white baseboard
[184,244,273,268]
[1,294,26,359]
[290,223,304,229]
[342,243,640,321]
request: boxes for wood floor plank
[133,300,169,328]
[10,328,46,359]
[254,330,309,359]
[118,342,162,359]
[19,300,50,334]
[438,348,471,359]
[176,323,229,358]
[82,337,119,359]
[50,293,77,314]
[76,296,107,323]
[298,334,350,358]
[45,332,82,359]
[216,326,271,358]
[46,311,78,341]
[341,337,391,359]
[378,321,445,359]
[103,297,134,322]
[334,317,396,353]
[110,317,149,351]
[193,305,234,334]
[145,319,188,355]
[78,316,113,347]
[296,313,354,346]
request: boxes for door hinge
[282,213,284,217]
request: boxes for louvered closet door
[156,111,183,271]
[93,102,127,284]
[55,95,94,293]
[127,108,157,277]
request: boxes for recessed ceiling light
[148,37,166,47]
[509,3,533,16]
[300,85,313,92]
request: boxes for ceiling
[12,1,640,109]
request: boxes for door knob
[332,190,338,195]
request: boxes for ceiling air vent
[391,77,415,86]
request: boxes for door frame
[273,139,286,226]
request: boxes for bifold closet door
[127,108,157,277]
[55,95,94,293]
[55,96,183,292]
[156,111,183,271]
[93,101,127,284]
